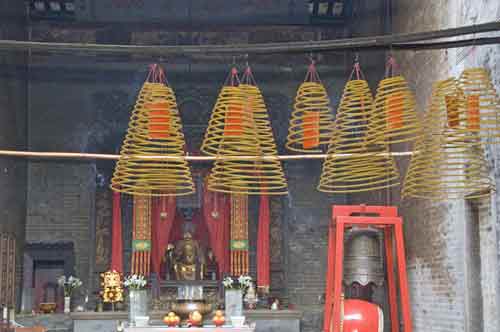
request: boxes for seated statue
[172,232,206,280]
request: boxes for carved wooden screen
[0,233,16,306]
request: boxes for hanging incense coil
[239,83,279,155]
[286,62,334,153]
[458,68,500,143]
[402,78,494,200]
[111,65,194,196]
[367,58,422,145]
[203,67,287,195]
[318,70,400,193]
[201,83,248,155]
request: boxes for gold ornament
[402,78,494,200]
[318,62,400,193]
[286,61,334,153]
[111,64,194,197]
[100,270,123,303]
[458,67,500,144]
[366,57,422,145]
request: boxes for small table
[126,327,254,332]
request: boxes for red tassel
[257,195,270,289]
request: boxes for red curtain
[110,191,123,273]
[151,196,176,278]
[323,223,336,332]
[257,195,270,290]
[203,180,230,276]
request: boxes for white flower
[238,275,252,288]
[222,277,234,288]
[124,275,147,289]
[57,276,66,287]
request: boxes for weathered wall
[0,0,27,308]
[389,1,500,332]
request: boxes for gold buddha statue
[171,232,206,280]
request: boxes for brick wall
[0,0,27,309]
[390,1,500,331]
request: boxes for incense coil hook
[111,80,195,197]
[402,78,494,200]
[318,79,400,193]
[367,75,422,145]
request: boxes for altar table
[71,310,301,332]
[125,327,254,332]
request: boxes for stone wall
[388,1,500,332]
[0,0,27,309]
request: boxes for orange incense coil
[318,78,400,193]
[402,78,494,200]
[286,63,334,153]
[111,77,194,197]
[367,75,422,145]
[458,68,500,143]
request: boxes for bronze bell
[343,227,384,287]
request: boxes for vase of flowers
[223,275,252,325]
[124,275,148,326]
[57,275,82,314]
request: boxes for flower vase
[225,289,243,325]
[129,289,148,326]
[64,296,71,314]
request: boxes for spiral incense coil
[367,75,422,145]
[201,85,249,156]
[207,110,288,196]
[204,68,287,195]
[458,67,500,143]
[239,83,279,155]
[402,78,494,200]
[318,79,400,193]
[111,80,194,197]
[286,64,334,153]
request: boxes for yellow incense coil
[201,85,248,156]
[111,82,194,196]
[286,75,334,153]
[458,67,500,143]
[203,68,287,195]
[367,75,422,145]
[402,78,494,200]
[318,79,400,193]
[239,83,279,155]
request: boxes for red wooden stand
[324,205,412,332]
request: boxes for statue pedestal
[152,280,221,312]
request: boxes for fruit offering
[189,310,203,327]
[163,312,181,327]
[212,310,225,327]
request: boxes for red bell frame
[324,205,413,332]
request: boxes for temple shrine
[1,2,500,332]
